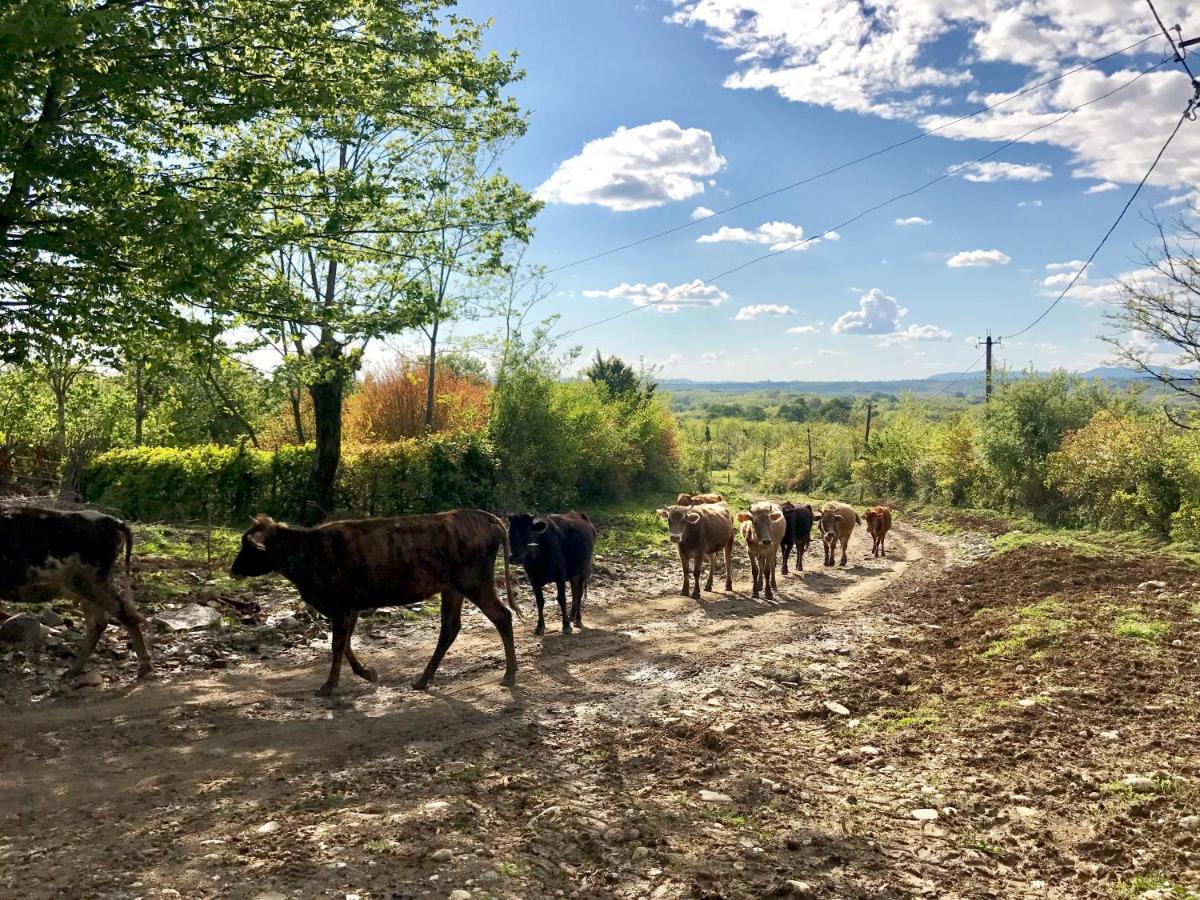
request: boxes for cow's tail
[854,512,862,526]
[118,520,134,577]
[492,516,522,619]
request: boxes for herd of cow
[0,496,892,697]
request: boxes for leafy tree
[584,351,657,404]
[777,396,811,422]
[234,2,533,520]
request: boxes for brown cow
[675,492,725,507]
[816,501,860,567]
[865,505,892,557]
[737,501,786,600]
[230,509,519,695]
[657,503,734,599]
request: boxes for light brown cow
[656,503,734,598]
[816,501,860,567]
[737,500,786,600]
[865,505,893,557]
[675,492,725,507]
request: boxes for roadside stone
[256,821,281,835]
[448,892,472,900]
[253,893,287,900]
[631,846,650,861]
[0,613,41,645]
[428,848,453,862]
[477,870,501,884]
[1179,816,1200,832]
[37,608,63,627]
[699,790,733,803]
[1121,775,1156,794]
[74,670,103,689]
[154,604,221,632]
[822,701,850,717]
[275,616,301,632]
[912,809,939,821]
[1137,580,1167,592]
[770,879,815,897]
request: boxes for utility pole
[806,426,814,488]
[977,331,1001,402]
[864,401,873,447]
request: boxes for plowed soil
[2,524,1198,900]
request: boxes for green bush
[81,432,496,523]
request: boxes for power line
[557,59,1169,341]
[1145,0,1197,81]
[543,33,1157,276]
[935,349,987,396]
[1002,107,1190,340]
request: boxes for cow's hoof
[680,588,690,597]
[562,623,572,634]
[573,620,583,629]
[136,664,154,679]
[533,625,545,636]
[691,591,701,600]
[751,592,760,599]
[412,677,431,691]
[315,684,335,697]
[360,667,379,683]
[501,672,517,688]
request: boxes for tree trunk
[289,387,306,444]
[53,388,67,460]
[133,363,145,446]
[305,341,345,524]
[424,319,439,432]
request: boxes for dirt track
[2,524,1198,899]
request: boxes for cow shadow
[695,587,829,621]
[526,623,638,689]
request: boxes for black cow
[780,501,815,575]
[506,512,597,635]
[230,509,519,695]
[0,506,152,680]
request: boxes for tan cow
[737,500,786,600]
[816,501,860,567]
[675,492,725,507]
[657,503,734,598]
[865,505,893,557]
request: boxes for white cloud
[831,288,907,335]
[692,205,716,220]
[666,3,1200,190]
[582,279,728,313]
[878,323,953,346]
[657,353,684,371]
[535,120,726,211]
[954,161,1052,183]
[947,249,1011,268]
[1018,200,1043,208]
[818,349,845,357]
[895,216,931,226]
[786,324,820,334]
[697,220,832,252]
[1084,181,1119,194]
[1045,260,1088,272]
[701,349,728,363]
[734,303,797,320]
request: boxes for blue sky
[441,0,1199,381]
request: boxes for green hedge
[80,432,497,523]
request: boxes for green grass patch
[965,837,1005,858]
[1113,872,1198,899]
[982,598,1071,658]
[363,839,394,855]
[696,807,748,828]
[874,700,944,733]
[456,765,485,784]
[1112,614,1168,643]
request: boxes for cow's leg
[749,550,760,598]
[691,553,702,599]
[316,609,355,697]
[555,578,571,634]
[568,576,585,628]
[780,538,791,576]
[341,612,378,684]
[678,547,690,596]
[840,534,850,567]
[704,552,715,592]
[413,589,465,690]
[881,532,887,557]
[468,582,518,688]
[723,539,734,591]
[769,546,778,594]
[798,537,807,572]
[66,603,108,680]
[107,585,153,678]
[531,581,547,636]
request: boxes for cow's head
[738,502,782,545]
[231,515,279,577]
[506,514,549,564]
[657,505,698,543]
[675,493,693,507]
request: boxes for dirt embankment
[1,524,1198,899]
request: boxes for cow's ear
[656,508,668,519]
[685,511,701,524]
[246,533,267,551]
[770,511,783,522]
[532,520,548,533]
[736,512,750,522]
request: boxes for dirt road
[2,524,1197,899]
